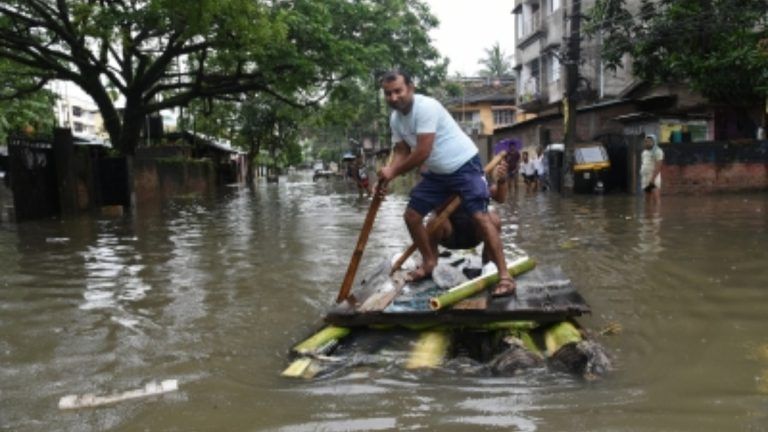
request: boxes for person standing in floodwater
[520,151,538,194]
[349,155,371,198]
[375,69,516,296]
[641,134,664,209]
[506,144,521,198]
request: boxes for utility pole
[561,0,582,193]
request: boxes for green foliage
[282,140,304,167]
[302,0,448,155]
[0,60,55,144]
[235,94,304,170]
[477,42,514,78]
[586,0,768,104]
[444,82,464,98]
[315,147,342,164]
[0,0,446,155]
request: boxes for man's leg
[404,207,437,281]
[426,217,452,253]
[472,211,515,295]
[479,210,502,264]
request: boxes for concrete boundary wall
[133,157,216,205]
[660,140,768,194]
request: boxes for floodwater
[1,173,767,432]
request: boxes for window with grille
[493,109,514,126]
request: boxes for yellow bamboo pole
[406,330,450,369]
[281,358,318,379]
[543,321,583,356]
[292,326,350,355]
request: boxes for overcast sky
[423,0,516,77]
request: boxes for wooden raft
[325,255,590,327]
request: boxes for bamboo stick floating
[405,330,450,369]
[292,326,350,355]
[428,256,536,310]
[281,358,318,379]
[58,380,178,410]
[390,151,507,275]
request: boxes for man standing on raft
[376,70,515,296]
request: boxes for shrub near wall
[660,140,768,194]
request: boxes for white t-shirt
[390,94,478,174]
[521,159,537,176]
[533,155,545,175]
[641,147,664,187]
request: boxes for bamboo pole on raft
[429,257,536,310]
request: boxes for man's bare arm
[379,134,434,182]
[392,133,433,177]
[489,159,509,203]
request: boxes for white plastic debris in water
[45,237,70,244]
[58,379,178,410]
[481,261,498,276]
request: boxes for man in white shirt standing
[376,70,515,296]
[520,151,538,194]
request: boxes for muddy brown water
[1,173,767,431]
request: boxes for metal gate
[7,135,59,220]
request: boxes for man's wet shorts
[408,154,490,216]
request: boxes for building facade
[50,81,108,143]
[512,0,634,128]
[441,76,517,162]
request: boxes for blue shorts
[408,155,489,216]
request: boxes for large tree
[237,94,304,182]
[477,42,513,78]
[0,0,445,155]
[0,60,55,144]
[586,0,768,104]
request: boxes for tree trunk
[246,137,259,185]
[116,116,143,156]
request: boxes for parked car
[312,162,334,182]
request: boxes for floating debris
[45,237,70,244]
[58,379,178,410]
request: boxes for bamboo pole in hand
[389,151,508,275]
[336,181,385,303]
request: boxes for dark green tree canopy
[0,59,54,144]
[0,0,445,154]
[586,0,768,104]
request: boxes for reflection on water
[0,175,767,431]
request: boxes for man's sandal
[491,277,516,297]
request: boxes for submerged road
[1,172,767,431]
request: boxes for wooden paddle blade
[336,186,385,303]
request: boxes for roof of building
[166,131,239,154]
[495,98,633,133]
[444,83,517,106]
